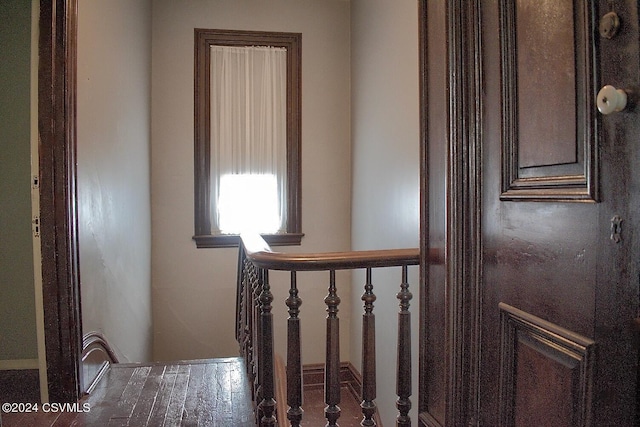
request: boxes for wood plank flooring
[299,385,371,427]
[1,358,254,427]
[0,357,377,426]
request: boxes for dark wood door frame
[418,0,483,425]
[38,0,83,403]
[36,0,487,410]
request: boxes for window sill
[193,233,304,248]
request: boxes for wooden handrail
[82,332,119,394]
[241,233,439,271]
[237,233,437,426]
[82,332,119,364]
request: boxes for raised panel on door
[499,303,595,427]
[499,0,598,201]
[419,0,640,426]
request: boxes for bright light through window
[217,174,280,234]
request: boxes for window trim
[193,29,303,248]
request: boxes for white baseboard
[0,359,39,370]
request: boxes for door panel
[419,0,640,426]
[499,0,598,200]
[499,303,595,426]
[514,0,577,169]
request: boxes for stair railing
[236,233,438,427]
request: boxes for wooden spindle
[241,260,258,402]
[286,271,304,426]
[238,234,420,427]
[396,265,412,427]
[250,263,260,403]
[361,268,377,426]
[236,244,246,343]
[325,270,341,426]
[240,259,251,367]
[258,269,277,426]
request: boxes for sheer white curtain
[209,45,287,234]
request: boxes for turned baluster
[286,271,304,426]
[236,245,246,344]
[251,263,261,405]
[258,269,277,426]
[361,268,377,426]
[325,270,341,426]
[396,265,412,427]
[240,259,252,370]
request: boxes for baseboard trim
[302,361,360,396]
[302,361,382,426]
[0,359,39,370]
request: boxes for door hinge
[32,175,39,189]
[32,215,40,238]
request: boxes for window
[218,174,280,234]
[193,29,302,248]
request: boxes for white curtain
[209,45,287,234]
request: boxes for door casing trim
[38,0,83,402]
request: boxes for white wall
[73,1,420,421]
[77,0,153,362]
[151,0,352,364]
[350,1,420,425]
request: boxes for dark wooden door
[420,1,640,426]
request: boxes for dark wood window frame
[193,29,303,248]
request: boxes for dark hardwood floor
[0,357,376,426]
[300,385,371,427]
[1,358,253,427]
